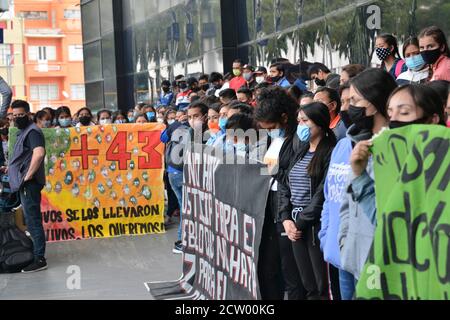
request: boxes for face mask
[389,117,427,130]
[14,115,30,130]
[179,83,188,90]
[243,72,253,82]
[146,112,156,120]
[315,78,326,87]
[59,118,71,128]
[233,69,242,77]
[167,119,176,125]
[376,47,391,61]
[99,119,112,125]
[79,116,92,126]
[162,86,170,93]
[190,119,204,130]
[0,128,8,136]
[201,84,210,92]
[421,48,442,65]
[42,120,52,128]
[218,118,228,131]
[271,75,282,83]
[255,76,265,84]
[115,120,125,124]
[214,83,222,90]
[340,110,353,128]
[208,121,220,133]
[296,124,311,142]
[405,54,427,72]
[348,105,375,131]
[268,128,285,139]
[157,117,164,123]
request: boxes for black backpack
[0,212,34,273]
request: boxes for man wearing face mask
[206,72,225,97]
[242,64,257,90]
[308,63,340,90]
[228,59,247,91]
[198,74,210,95]
[156,80,174,107]
[254,66,268,85]
[7,100,47,273]
[269,63,291,88]
[175,77,192,111]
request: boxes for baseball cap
[254,66,267,74]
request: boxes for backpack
[395,59,406,78]
[165,124,191,172]
[0,212,34,273]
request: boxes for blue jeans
[168,171,183,241]
[19,180,45,259]
[339,269,356,300]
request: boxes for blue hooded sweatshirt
[319,137,353,269]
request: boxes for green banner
[356,125,450,299]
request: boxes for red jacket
[229,76,247,91]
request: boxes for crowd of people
[1,25,449,293]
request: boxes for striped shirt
[289,152,314,207]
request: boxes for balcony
[24,29,65,38]
[26,61,67,78]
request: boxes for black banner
[146,145,271,300]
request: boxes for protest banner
[10,123,166,242]
[147,145,271,300]
[356,125,450,299]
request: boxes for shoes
[164,216,174,226]
[22,257,48,273]
[172,209,180,217]
[172,240,183,254]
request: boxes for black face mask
[179,83,188,90]
[14,115,30,130]
[389,117,427,130]
[340,110,353,129]
[421,48,442,65]
[315,78,326,87]
[214,83,222,90]
[0,128,8,136]
[201,84,210,92]
[79,116,92,126]
[162,86,170,93]
[348,105,374,131]
[270,76,282,83]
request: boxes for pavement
[0,222,182,300]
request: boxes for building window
[30,84,59,101]
[71,84,85,100]
[28,46,57,61]
[64,9,81,19]
[0,44,11,66]
[19,11,48,20]
[68,45,83,61]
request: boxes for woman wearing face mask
[55,106,72,128]
[76,107,95,127]
[255,87,306,300]
[278,102,337,300]
[97,110,113,126]
[113,111,128,124]
[211,104,230,148]
[144,105,157,123]
[397,37,429,85]
[418,26,450,82]
[127,109,136,123]
[224,113,256,157]
[34,110,52,129]
[375,34,407,79]
[337,68,397,292]
[206,103,222,146]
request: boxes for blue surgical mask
[59,118,72,128]
[219,118,228,131]
[405,54,426,72]
[146,112,156,120]
[296,124,311,142]
[128,117,135,123]
[42,120,52,128]
[268,128,285,139]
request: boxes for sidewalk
[0,225,182,300]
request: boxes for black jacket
[277,134,333,231]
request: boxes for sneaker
[172,241,183,254]
[22,257,48,273]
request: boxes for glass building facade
[81,0,449,112]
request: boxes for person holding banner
[8,100,47,273]
[76,107,95,127]
[255,87,305,300]
[350,84,447,227]
[55,106,73,128]
[337,69,397,289]
[277,102,337,300]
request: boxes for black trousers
[291,223,329,300]
[329,263,342,300]
[164,171,179,217]
[278,226,306,300]
[258,191,284,300]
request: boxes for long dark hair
[255,86,298,137]
[419,26,450,57]
[377,33,401,59]
[300,102,337,177]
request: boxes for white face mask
[99,119,112,125]
[157,117,164,123]
[167,119,176,125]
[255,76,265,84]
